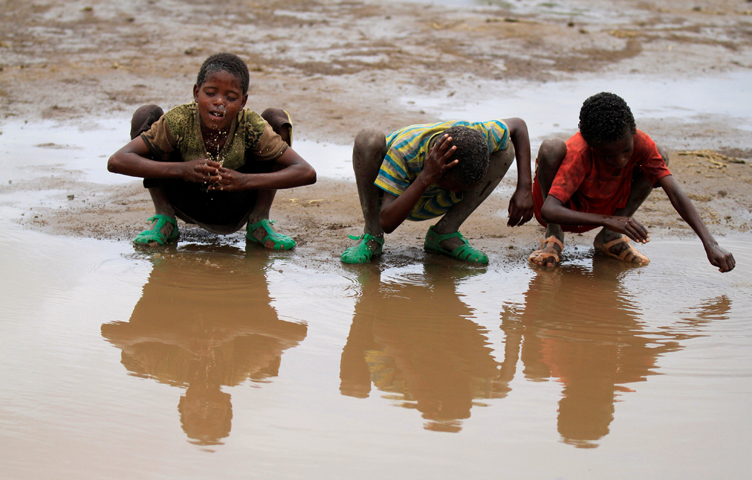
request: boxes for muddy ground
[1,0,751,262]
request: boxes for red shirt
[548,130,671,214]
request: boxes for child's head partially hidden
[579,92,638,169]
[193,53,250,134]
[435,126,490,192]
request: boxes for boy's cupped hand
[185,158,222,184]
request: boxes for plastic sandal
[341,233,384,264]
[246,219,296,250]
[423,225,488,264]
[133,215,179,246]
[528,235,563,267]
[595,235,650,265]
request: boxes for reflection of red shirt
[533,130,671,232]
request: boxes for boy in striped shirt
[341,118,534,264]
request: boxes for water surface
[1,221,750,478]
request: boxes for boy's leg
[341,128,388,263]
[593,145,669,264]
[131,105,180,246]
[529,139,566,266]
[245,108,296,249]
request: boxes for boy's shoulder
[237,108,268,143]
[163,103,197,129]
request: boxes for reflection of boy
[530,92,735,272]
[342,118,534,264]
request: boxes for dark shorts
[144,157,273,227]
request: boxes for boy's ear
[240,93,248,109]
[193,84,200,102]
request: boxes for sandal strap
[147,214,177,227]
[602,235,628,250]
[427,228,467,244]
[450,242,487,263]
[539,235,563,250]
[348,233,384,245]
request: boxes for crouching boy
[529,92,735,272]
[342,118,534,264]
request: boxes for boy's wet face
[193,70,247,132]
[590,133,634,169]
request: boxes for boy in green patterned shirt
[341,119,534,264]
[108,53,316,249]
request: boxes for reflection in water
[101,246,307,446]
[502,257,731,448]
[340,265,507,433]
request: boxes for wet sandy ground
[1,0,751,253]
[2,0,752,478]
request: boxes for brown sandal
[595,236,650,265]
[529,236,564,266]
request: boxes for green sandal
[246,219,296,250]
[424,225,488,264]
[133,215,179,246]
[341,233,384,264]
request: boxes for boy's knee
[261,108,290,125]
[656,144,670,167]
[130,104,163,140]
[354,128,386,157]
[487,142,515,179]
[537,138,567,166]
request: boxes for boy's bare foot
[529,236,563,267]
[594,235,650,265]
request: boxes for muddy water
[1,214,751,478]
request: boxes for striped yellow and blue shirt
[374,120,509,221]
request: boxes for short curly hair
[441,126,490,188]
[196,53,250,95]
[578,92,636,146]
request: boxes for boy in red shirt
[529,92,735,272]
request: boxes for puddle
[1,215,751,477]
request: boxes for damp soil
[1,0,751,259]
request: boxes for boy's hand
[603,215,650,243]
[184,158,222,184]
[706,245,735,272]
[206,166,246,192]
[507,187,534,227]
[421,134,458,185]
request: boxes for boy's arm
[503,117,534,227]
[658,175,735,272]
[379,133,457,233]
[541,196,651,243]
[211,147,316,192]
[108,136,221,183]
